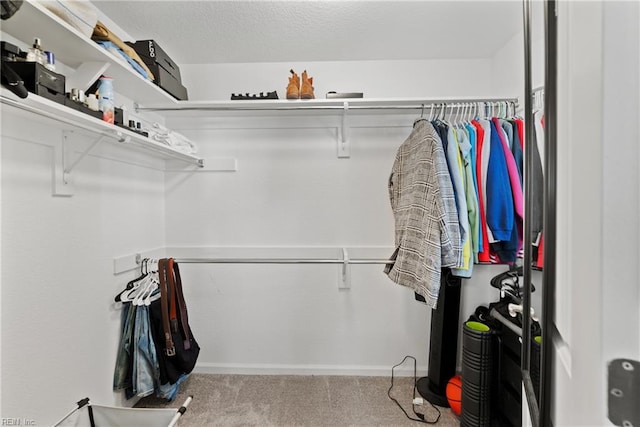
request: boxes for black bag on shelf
[1,0,22,20]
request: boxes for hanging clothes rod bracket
[340,248,351,289]
[337,102,350,158]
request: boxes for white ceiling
[92,1,524,66]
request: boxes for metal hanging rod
[173,258,394,265]
[136,98,519,113]
[133,254,395,289]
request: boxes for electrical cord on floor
[387,355,441,424]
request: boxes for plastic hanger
[129,259,160,305]
[115,258,149,302]
[133,270,159,306]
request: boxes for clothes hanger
[134,268,160,306]
[124,258,158,304]
[115,257,149,302]
[413,104,426,128]
[428,103,435,121]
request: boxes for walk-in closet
[1,1,639,426]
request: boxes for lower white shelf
[0,87,204,167]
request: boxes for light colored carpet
[136,374,461,426]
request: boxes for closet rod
[173,258,394,265]
[137,98,519,113]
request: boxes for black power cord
[387,356,441,424]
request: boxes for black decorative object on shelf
[231,91,278,100]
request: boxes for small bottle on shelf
[97,76,115,124]
[26,38,46,65]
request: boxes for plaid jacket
[384,120,461,308]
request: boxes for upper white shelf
[136,96,519,117]
[0,0,177,105]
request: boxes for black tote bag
[150,258,200,385]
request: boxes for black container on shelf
[144,62,188,100]
[126,39,182,81]
[9,61,65,104]
[63,96,102,120]
[126,39,188,100]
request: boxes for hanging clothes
[471,119,489,261]
[489,117,523,264]
[385,119,461,308]
[447,125,471,274]
[465,122,481,263]
[454,125,477,277]
[531,107,545,267]
[485,119,514,242]
[386,102,529,304]
[113,259,195,401]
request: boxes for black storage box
[126,39,187,100]
[9,62,66,104]
[1,41,25,61]
[145,61,188,100]
[126,39,182,81]
[63,96,103,120]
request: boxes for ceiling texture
[92,1,524,65]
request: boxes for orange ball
[446,374,462,416]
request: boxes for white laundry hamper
[53,396,193,427]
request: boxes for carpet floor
[136,374,461,426]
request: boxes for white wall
[552,1,606,425]
[161,58,515,376]
[0,112,166,424]
[181,58,497,101]
[601,1,640,425]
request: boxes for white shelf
[136,96,519,117]
[0,87,203,166]
[1,0,178,105]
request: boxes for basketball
[446,374,462,416]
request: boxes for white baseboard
[193,362,427,377]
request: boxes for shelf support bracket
[337,101,350,158]
[63,133,107,179]
[52,131,74,197]
[339,247,351,289]
[53,132,107,196]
